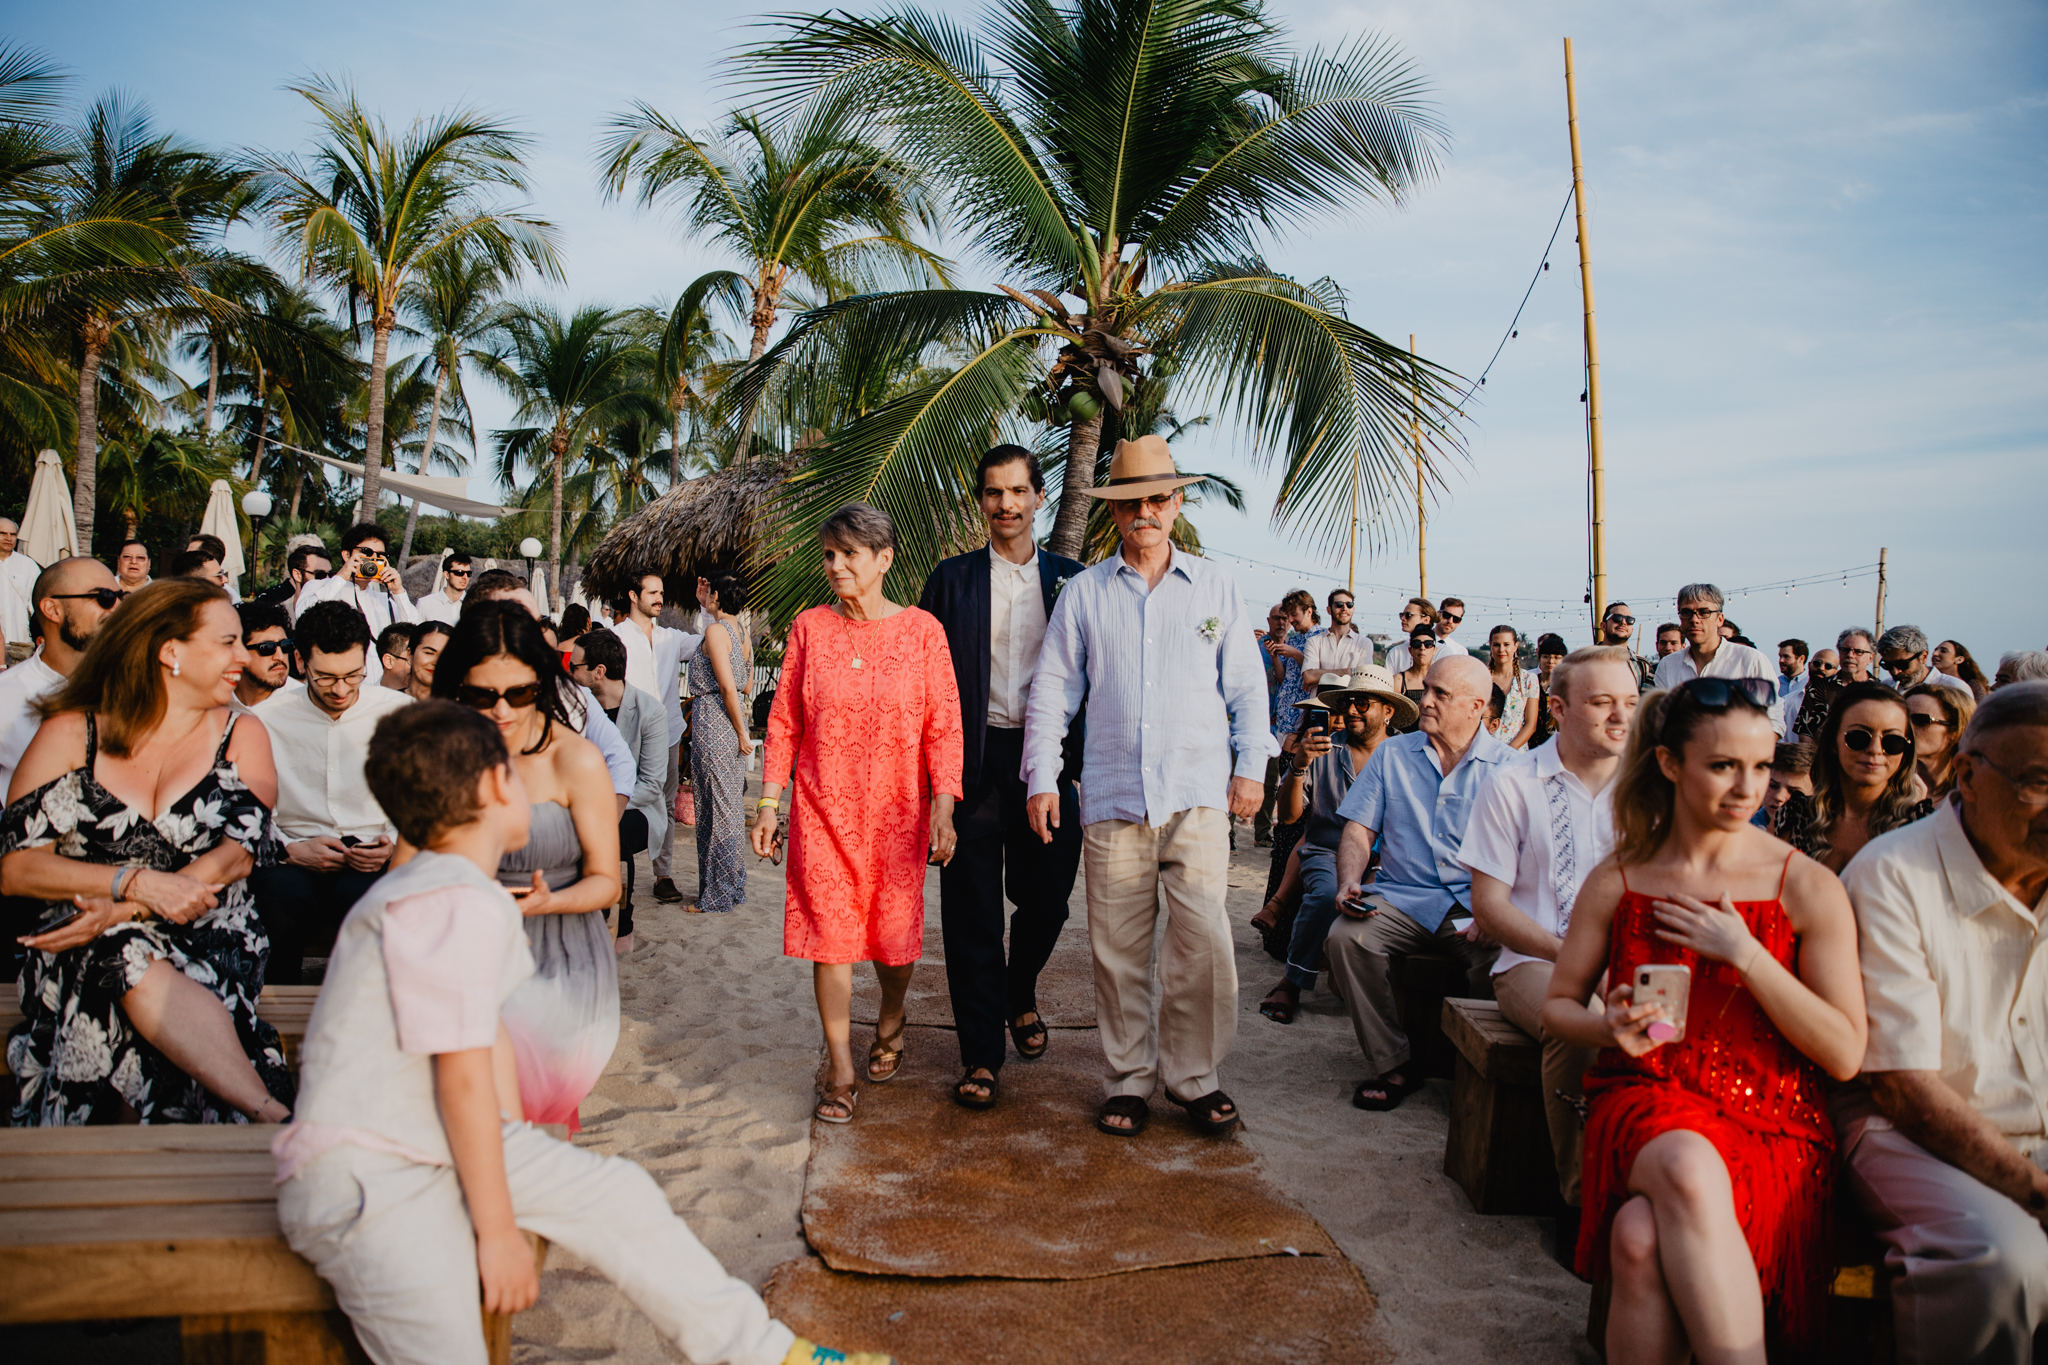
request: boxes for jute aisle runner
[767,914,1390,1363]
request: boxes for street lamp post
[519,537,542,596]
[241,490,274,584]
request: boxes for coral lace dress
[765,606,963,966]
[1576,857,1834,1349]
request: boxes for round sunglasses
[1843,727,1909,756]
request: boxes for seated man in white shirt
[231,601,305,715]
[251,600,416,984]
[291,523,418,686]
[1459,646,1637,1220]
[1835,682,2048,1365]
[1652,582,1783,735]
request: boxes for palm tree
[596,98,952,366]
[634,280,734,485]
[734,0,1461,577]
[394,251,506,560]
[215,282,359,498]
[262,75,559,521]
[487,303,664,592]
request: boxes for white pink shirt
[1457,739,1616,977]
[0,649,61,798]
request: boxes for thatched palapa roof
[582,452,799,605]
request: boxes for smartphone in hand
[1635,964,1692,1043]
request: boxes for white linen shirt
[292,577,420,687]
[1023,547,1276,825]
[1841,799,2048,1158]
[1458,741,1616,977]
[1302,628,1371,680]
[0,649,62,798]
[229,676,305,718]
[611,619,696,746]
[1653,639,1785,735]
[261,683,416,842]
[987,545,1047,729]
[413,589,464,626]
[0,550,40,647]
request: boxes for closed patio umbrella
[21,449,79,567]
[197,479,247,596]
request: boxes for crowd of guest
[4,491,2048,1365]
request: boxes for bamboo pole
[1411,334,1426,600]
[1565,38,1607,637]
[1874,547,1889,640]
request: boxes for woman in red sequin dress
[1544,678,1866,1361]
[753,504,963,1126]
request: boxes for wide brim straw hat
[1319,663,1420,732]
[1083,434,1202,500]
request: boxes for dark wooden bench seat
[1441,997,1561,1216]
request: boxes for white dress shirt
[1458,741,1616,977]
[261,684,417,842]
[292,577,420,686]
[1839,800,2048,1157]
[0,550,40,647]
[0,650,62,798]
[987,545,1047,729]
[611,618,698,748]
[229,676,305,718]
[413,588,464,626]
[1653,639,1785,735]
[1301,627,1371,680]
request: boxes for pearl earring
[171,658,180,678]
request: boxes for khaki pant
[1083,807,1236,1101]
[1324,894,1496,1078]
[1491,959,1597,1207]
[651,740,680,878]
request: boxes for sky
[15,0,2047,659]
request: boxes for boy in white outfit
[273,700,887,1365]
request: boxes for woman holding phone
[1542,679,1866,1361]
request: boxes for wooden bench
[1441,998,1561,1217]
[0,1124,551,1363]
[1394,952,1485,1082]
[1,983,320,1063]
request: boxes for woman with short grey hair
[752,503,964,1124]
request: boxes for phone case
[1634,964,1692,1042]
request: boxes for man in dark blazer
[919,444,1086,1110]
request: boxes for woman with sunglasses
[1930,638,1990,700]
[1905,681,1976,801]
[1543,678,1866,1359]
[431,602,621,1133]
[1779,680,1935,873]
[1486,624,1541,750]
[1391,624,1438,731]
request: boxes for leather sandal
[1258,984,1299,1024]
[1165,1088,1240,1135]
[1096,1094,1149,1137]
[867,1023,906,1084]
[952,1068,999,1110]
[1352,1072,1424,1112]
[815,1083,859,1124]
[1008,1013,1049,1059]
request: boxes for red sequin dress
[765,606,964,966]
[1576,857,1833,1350]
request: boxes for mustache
[1128,516,1163,531]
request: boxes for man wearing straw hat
[1256,665,1414,1026]
[1025,435,1276,1138]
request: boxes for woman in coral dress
[1543,678,1866,1361]
[754,503,962,1125]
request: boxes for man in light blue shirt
[1025,436,1275,1138]
[1328,652,1512,1111]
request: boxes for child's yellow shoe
[781,1337,895,1365]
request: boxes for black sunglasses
[1907,713,1948,730]
[305,568,332,580]
[1844,727,1910,756]
[1439,611,1463,624]
[1663,676,1776,741]
[444,567,471,578]
[1604,613,1636,625]
[456,681,544,710]
[246,638,295,657]
[49,588,128,609]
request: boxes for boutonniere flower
[1052,574,1071,599]
[1200,616,1222,643]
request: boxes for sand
[516,789,1596,1364]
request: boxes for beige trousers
[1083,807,1237,1101]
[1323,894,1496,1078]
[1490,959,1597,1206]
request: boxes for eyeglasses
[1676,607,1722,621]
[1844,727,1910,756]
[1108,492,1177,511]
[1604,613,1635,625]
[456,681,544,710]
[247,638,295,658]
[49,588,127,609]
[1907,713,1948,730]
[309,668,367,688]
[1968,751,2048,806]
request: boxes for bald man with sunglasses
[0,558,120,798]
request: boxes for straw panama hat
[1083,434,1201,500]
[1317,663,1419,732]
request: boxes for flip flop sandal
[867,1023,907,1084]
[1258,991,1299,1024]
[815,1084,860,1124]
[1351,1073,1423,1112]
[952,1068,999,1110]
[1166,1089,1241,1136]
[1096,1094,1149,1137]
[1009,1014,1049,1059]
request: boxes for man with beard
[232,601,304,714]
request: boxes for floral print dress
[1,713,293,1125]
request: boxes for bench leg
[181,1310,369,1364]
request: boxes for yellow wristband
[757,798,780,810]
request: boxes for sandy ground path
[519,789,1595,1364]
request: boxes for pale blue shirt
[1023,547,1276,826]
[1335,727,1514,933]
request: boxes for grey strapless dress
[497,801,618,1133]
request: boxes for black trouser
[251,864,385,985]
[616,809,648,936]
[938,727,1082,1074]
